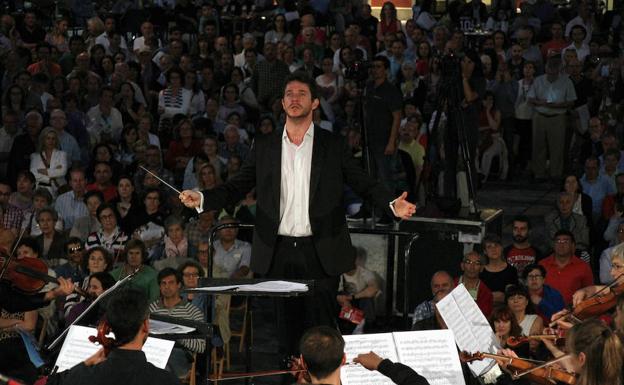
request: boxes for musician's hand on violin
[44,277,74,301]
[179,190,201,209]
[550,309,574,330]
[84,348,106,366]
[572,289,588,307]
[354,351,383,371]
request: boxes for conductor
[179,72,416,353]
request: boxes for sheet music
[55,325,174,372]
[436,284,498,376]
[190,280,308,293]
[341,333,398,385]
[149,319,195,335]
[393,330,466,385]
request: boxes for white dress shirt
[277,123,314,237]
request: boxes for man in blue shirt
[581,156,615,222]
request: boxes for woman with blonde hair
[196,162,222,191]
[30,127,68,197]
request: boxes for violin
[88,319,116,356]
[506,331,566,349]
[460,351,577,385]
[0,250,87,297]
[551,280,624,327]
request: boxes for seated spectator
[22,188,63,236]
[149,268,205,379]
[561,174,593,227]
[185,210,215,251]
[562,25,590,63]
[523,264,565,324]
[490,306,527,357]
[539,230,593,305]
[65,271,115,325]
[183,137,225,190]
[86,203,128,263]
[86,161,118,202]
[601,173,624,221]
[55,168,88,232]
[109,239,159,301]
[153,215,197,271]
[195,162,221,191]
[0,181,23,233]
[114,125,141,170]
[63,246,112,318]
[158,68,192,142]
[9,171,36,212]
[30,127,68,197]
[212,216,251,279]
[480,234,518,305]
[600,220,624,283]
[219,125,249,161]
[505,285,543,353]
[411,270,454,330]
[178,260,207,317]
[70,190,103,242]
[27,42,62,77]
[55,237,87,284]
[504,216,544,279]
[110,176,141,235]
[456,251,493,317]
[164,117,202,184]
[134,145,175,195]
[336,247,380,334]
[86,86,124,144]
[35,207,68,268]
[86,143,123,183]
[545,192,590,255]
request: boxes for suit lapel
[271,129,283,214]
[309,125,326,205]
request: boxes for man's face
[219,222,238,243]
[66,242,83,264]
[371,60,387,81]
[17,245,37,259]
[0,184,11,205]
[198,211,215,230]
[525,268,544,291]
[553,235,574,258]
[16,175,33,194]
[197,243,210,267]
[602,136,617,152]
[94,164,112,184]
[517,31,531,49]
[145,149,161,167]
[144,191,160,212]
[159,275,181,299]
[584,159,599,180]
[264,43,276,61]
[461,254,483,279]
[551,24,563,39]
[571,28,585,43]
[589,119,603,141]
[182,266,200,289]
[391,41,404,58]
[512,221,529,243]
[141,22,154,38]
[2,114,18,133]
[282,81,318,120]
[38,212,55,234]
[105,18,115,33]
[511,45,522,60]
[214,37,227,52]
[70,172,87,196]
[605,155,619,173]
[126,247,143,269]
[430,274,453,301]
[558,195,574,216]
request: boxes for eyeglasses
[611,264,624,270]
[68,246,83,253]
[463,260,482,266]
[198,249,209,254]
[555,239,571,244]
[183,272,200,278]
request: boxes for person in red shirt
[504,215,544,279]
[454,251,493,317]
[540,22,568,61]
[86,161,118,202]
[538,230,593,305]
[164,117,202,183]
[27,42,62,77]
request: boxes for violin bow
[208,368,307,382]
[511,354,571,379]
[139,165,181,194]
[0,227,27,280]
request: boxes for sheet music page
[341,333,398,385]
[236,280,308,292]
[393,330,466,385]
[55,325,174,372]
[436,284,498,376]
[149,319,196,334]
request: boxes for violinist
[571,243,624,307]
[490,307,529,356]
[561,319,623,385]
[298,325,430,385]
[505,285,543,354]
[46,287,181,385]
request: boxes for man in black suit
[180,72,415,353]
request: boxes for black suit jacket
[202,126,394,276]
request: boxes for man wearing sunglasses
[55,237,87,284]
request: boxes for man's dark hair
[553,229,575,244]
[300,326,344,379]
[158,267,181,284]
[16,170,36,185]
[512,215,531,229]
[283,71,319,100]
[373,54,391,69]
[64,236,83,252]
[106,287,149,345]
[100,86,115,98]
[522,263,547,280]
[16,237,41,257]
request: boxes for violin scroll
[88,319,115,356]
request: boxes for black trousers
[268,236,339,356]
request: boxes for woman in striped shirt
[86,203,128,264]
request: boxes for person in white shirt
[132,21,162,55]
[86,86,124,144]
[30,127,68,197]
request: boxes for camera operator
[442,50,486,200]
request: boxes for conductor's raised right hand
[179,190,201,209]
